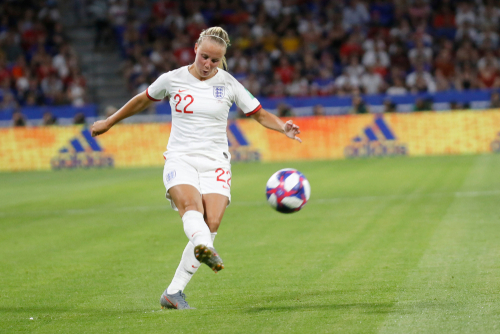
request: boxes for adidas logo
[51,128,114,169]
[58,128,102,153]
[352,116,396,143]
[345,116,407,158]
[227,122,260,162]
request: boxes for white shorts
[163,153,231,211]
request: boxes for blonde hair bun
[197,27,230,70]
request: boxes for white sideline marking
[1,190,499,218]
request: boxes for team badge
[213,86,225,99]
[166,170,176,183]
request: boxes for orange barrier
[1,110,500,171]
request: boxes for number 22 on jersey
[216,168,231,189]
[174,94,194,113]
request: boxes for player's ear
[194,43,198,54]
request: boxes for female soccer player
[91,27,301,310]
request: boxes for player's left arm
[250,108,301,143]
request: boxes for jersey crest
[165,170,176,183]
[213,86,225,99]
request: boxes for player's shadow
[246,302,395,314]
[245,300,449,314]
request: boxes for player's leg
[191,193,228,273]
[202,193,229,232]
[161,156,230,308]
[161,186,212,310]
[203,193,229,263]
[195,157,231,273]
[161,157,210,309]
[161,190,224,308]
[160,237,220,310]
[164,230,218,296]
[198,157,232,234]
[169,184,214,248]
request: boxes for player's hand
[283,120,301,143]
[91,119,111,137]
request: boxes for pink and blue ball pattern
[266,169,309,213]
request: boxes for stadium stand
[112,0,500,101]
[0,1,88,108]
[2,0,500,126]
[0,0,95,126]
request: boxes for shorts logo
[166,170,176,183]
[213,86,225,99]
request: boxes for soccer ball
[266,168,311,213]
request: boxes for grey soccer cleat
[194,245,224,273]
[160,291,194,310]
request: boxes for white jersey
[147,66,261,160]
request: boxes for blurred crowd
[0,0,87,112]
[6,0,500,126]
[92,0,500,99]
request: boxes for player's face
[193,41,226,79]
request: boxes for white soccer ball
[266,168,310,213]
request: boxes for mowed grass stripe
[379,155,500,333]
[192,155,471,333]
[1,155,499,333]
[1,189,500,219]
[272,155,473,333]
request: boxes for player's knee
[205,216,221,232]
[178,200,202,214]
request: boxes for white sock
[166,241,198,294]
[182,210,212,247]
[166,233,218,294]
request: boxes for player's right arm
[91,91,154,137]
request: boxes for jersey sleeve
[146,73,171,101]
[231,78,262,116]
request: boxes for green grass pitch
[1,155,500,333]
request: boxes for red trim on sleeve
[146,87,162,101]
[245,104,262,117]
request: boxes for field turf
[1,155,500,333]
